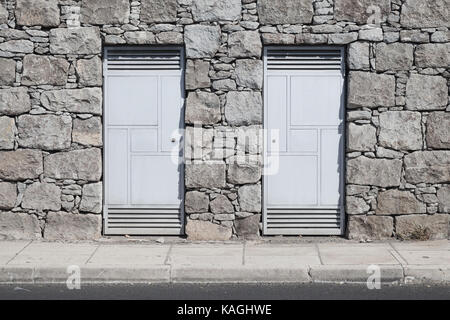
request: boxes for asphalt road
[0,283,448,300]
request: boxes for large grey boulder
[346,196,370,215]
[72,117,102,147]
[0,58,15,86]
[238,184,261,212]
[185,92,221,125]
[406,74,448,111]
[22,55,69,86]
[185,191,209,213]
[225,91,262,126]
[185,162,226,188]
[257,0,313,24]
[0,116,15,150]
[41,88,102,115]
[426,112,450,149]
[401,0,450,28]
[347,42,369,70]
[210,195,234,214]
[378,111,422,151]
[185,219,232,240]
[347,156,402,187]
[184,25,221,58]
[235,59,263,90]
[50,27,101,55]
[79,182,102,214]
[15,0,60,27]
[404,151,450,184]
[80,0,130,24]
[228,31,262,58]
[235,214,260,237]
[415,44,450,68]
[191,0,241,22]
[185,60,210,89]
[21,182,61,211]
[18,115,72,151]
[76,57,102,87]
[0,149,43,180]
[376,190,426,215]
[140,0,177,23]
[44,148,102,181]
[0,182,17,210]
[376,43,414,71]
[0,212,41,240]
[44,212,101,240]
[395,214,449,240]
[347,216,393,240]
[347,123,376,152]
[0,88,31,116]
[335,0,391,24]
[437,185,450,213]
[348,72,395,108]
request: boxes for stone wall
[0,0,448,241]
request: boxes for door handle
[171,138,177,143]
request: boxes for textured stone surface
[44,212,101,240]
[228,31,262,58]
[0,88,30,116]
[395,214,449,240]
[348,72,395,108]
[0,149,42,180]
[0,2,7,24]
[347,157,402,187]
[348,42,369,70]
[210,195,234,214]
[347,123,376,152]
[335,0,391,24]
[141,0,178,23]
[80,0,130,24]
[185,92,221,125]
[406,75,448,111]
[227,160,261,184]
[22,55,69,86]
[0,116,15,150]
[124,31,156,44]
[346,196,370,214]
[347,216,393,239]
[376,190,426,215]
[235,214,260,237]
[191,0,241,22]
[0,58,15,85]
[79,182,102,214]
[16,0,60,27]
[437,185,450,213]
[185,219,232,240]
[225,91,262,126]
[257,0,313,24]
[401,0,450,28]
[72,117,102,147]
[235,59,263,90]
[76,57,102,87]
[359,27,383,41]
[185,162,226,188]
[41,88,102,115]
[376,43,414,71]
[404,151,450,184]
[0,212,41,240]
[185,25,221,58]
[0,182,16,210]
[379,111,422,151]
[44,148,102,181]
[185,60,210,89]
[185,191,209,213]
[22,182,61,211]
[415,44,450,68]
[238,184,261,212]
[0,40,33,53]
[426,112,450,149]
[18,115,72,151]
[50,27,102,55]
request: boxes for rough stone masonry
[0,0,448,241]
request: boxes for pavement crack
[242,241,246,266]
[5,240,33,266]
[315,243,324,265]
[85,244,101,265]
[164,244,173,265]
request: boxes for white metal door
[263,47,345,235]
[104,47,184,235]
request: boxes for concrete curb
[309,265,404,284]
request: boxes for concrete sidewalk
[0,240,449,284]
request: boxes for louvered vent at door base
[106,48,181,70]
[267,48,343,71]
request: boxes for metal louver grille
[106,208,183,235]
[267,49,342,71]
[106,49,181,70]
[266,208,341,235]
